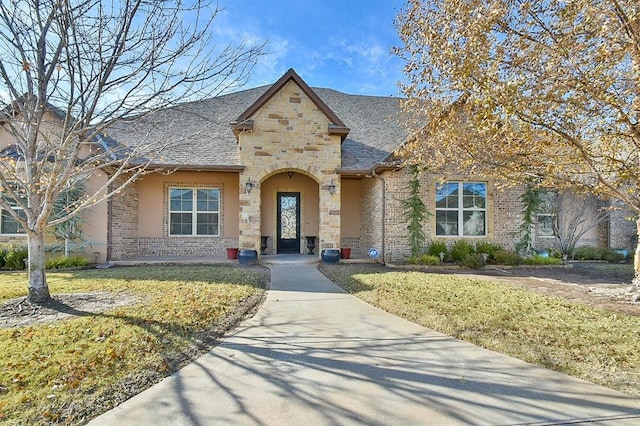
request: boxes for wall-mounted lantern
[245,178,255,194]
[327,180,336,195]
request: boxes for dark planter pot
[238,249,258,266]
[305,236,317,255]
[226,247,239,260]
[340,248,351,259]
[321,249,340,264]
[260,236,269,255]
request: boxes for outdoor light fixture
[327,180,336,195]
[245,178,255,194]
[288,171,294,179]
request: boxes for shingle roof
[106,83,407,173]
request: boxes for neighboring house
[0,69,636,263]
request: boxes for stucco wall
[109,170,240,259]
[81,172,108,263]
[0,122,109,262]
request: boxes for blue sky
[215,0,407,96]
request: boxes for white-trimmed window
[169,188,219,236]
[537,214,556,237]
[435,182,487,237]
[0,200,26,235]
[537,191,557,237]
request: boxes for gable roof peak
[231,68,350,141]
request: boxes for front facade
[1,69,636,262]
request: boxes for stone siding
[237,80,342,251]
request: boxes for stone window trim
[435,181,487,238]
[164,182,223,238]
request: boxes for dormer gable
[230,68,350,142]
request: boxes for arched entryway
[260,171,319,255]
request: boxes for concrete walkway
[89,263,640,425]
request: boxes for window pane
[170,189,192,211]
[436,211,458,235]
[538,214,555,236]
[170,213,192,235]
[462,211,485,236]
[196,213,218,235]
[197,189,219,212]
[435,183,459,208]
[463,183,486,208]
[1,210,24,234]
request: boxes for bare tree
[0,0,265,303]
[539,192,609,257]
[394,0,640,299]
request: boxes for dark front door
[277,192,301,254]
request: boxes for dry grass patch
[320,264,640,397]
[0,265,267,425]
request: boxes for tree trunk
[27,230,50,304]
[631,218,640,302]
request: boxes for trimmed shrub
[461,253,485,269]
[474,241,503,259]
[574,246,601,260]
[409,254,441,265]
[493,249,523,266]
[4,247,28,270]
[546,248,564,259]
[601,248,625,263]
[450,240,475,262]
[0,248,6,269]
[46,255,89,269]
[523,255,562,265]
[427,240,448,258]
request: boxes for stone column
[319,176,341,250]
[238,174,261,250]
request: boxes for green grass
[0,266,267,425]
[320,264,640,397]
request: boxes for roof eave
[143,164,246,172]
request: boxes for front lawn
[0,265,267,425]
[319,264,640,397]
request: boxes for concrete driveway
[89,263,640,425]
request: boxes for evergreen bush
[601,248,625,263]
[46,255,89,269]
[493,250,523,266]
[574,246,602,260]
[523,255,562,265]
[474,241,503,259]
[4,247,28,270]
[450,240,475,262]
[409,254,441,265]
[427,240,448,258]
[461,253,485,269]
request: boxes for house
[0,69,636,263]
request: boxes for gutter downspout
[372,169,386,264]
